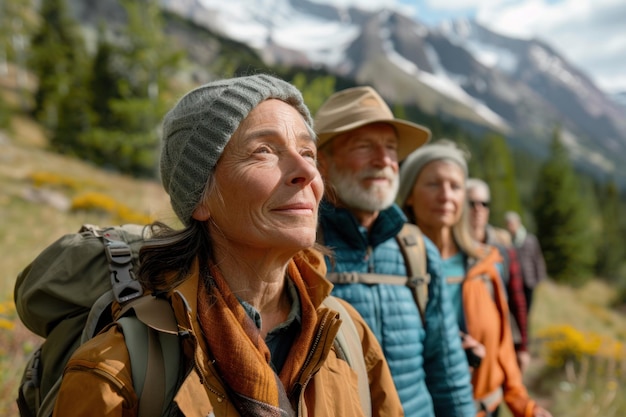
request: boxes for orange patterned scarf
[197,260,317,416]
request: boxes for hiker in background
[315,86,475,417]
[398,140,552,417]
[466,178,530,374]
[53,74,402,417]
[505,211,548,315]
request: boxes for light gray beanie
[160,74,313,224]
[397,140,469,207]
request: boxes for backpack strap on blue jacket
[318,222,430,323]
[396,223,430,322]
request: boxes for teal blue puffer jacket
[319,202,475,417]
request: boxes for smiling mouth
[276,208,313,213]
[273,204,315,214]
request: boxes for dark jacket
[514,232,547,289]
[484,225,528,351]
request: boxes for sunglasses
[469,200,490,209]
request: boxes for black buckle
[105,239,142,303]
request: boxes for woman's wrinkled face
[405,160,466,230]
[195,99,323,254]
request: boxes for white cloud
[310,0,626,93]
[455,0,626,93]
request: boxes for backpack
[14,224,177,417]
[15,224,371,417]
[322,223,431,322]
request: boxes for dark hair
[138,220,213,293]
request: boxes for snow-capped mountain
[439,19,626,174]
[72,0,626,184]
[161,0,625,181]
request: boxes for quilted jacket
[318,202,475,417]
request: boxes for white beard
[328,164,399,212]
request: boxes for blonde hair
[399,140,481,259]
[453,200,482,259]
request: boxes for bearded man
[315,86,475,417]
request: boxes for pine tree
[477,132,522,227]
[53,75,92,155]
[595,180,625,281]
[532,128,595,286]
[77,0,183,176]
[88,23,123,129]
[29,0,89,129]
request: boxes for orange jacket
[463,246,535,417]
[53,249,403,417]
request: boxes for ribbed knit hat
[160,74,313,224]
[397,140,470,207]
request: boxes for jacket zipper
[177,299,227,403]
[290,309,337,403]
[188,328,227,402]
[366,245,374,273]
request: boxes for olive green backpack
[14,224,180,417]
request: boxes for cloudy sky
[313,0,626,95]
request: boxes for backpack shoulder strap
[395,223,430,322]
[322,296,371,417]
[35,372,61,417]
[319,221,430,323]
[118,295,180,417]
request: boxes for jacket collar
[169,248,333,327]
[465,244,502,277]
[319,200,406,248]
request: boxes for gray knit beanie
[160,74,313,225]
[397,139,470,207]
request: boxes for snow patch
[379,26,509,131]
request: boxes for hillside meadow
[1,117,625,416]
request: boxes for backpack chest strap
[326,272,408,285]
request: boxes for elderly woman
[53,74,401,417]
[397,140,551,417]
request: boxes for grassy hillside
[1,112,625,416]
[0,112,176,415]
[0,118,174,287]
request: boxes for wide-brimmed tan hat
[314,86,431,160]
